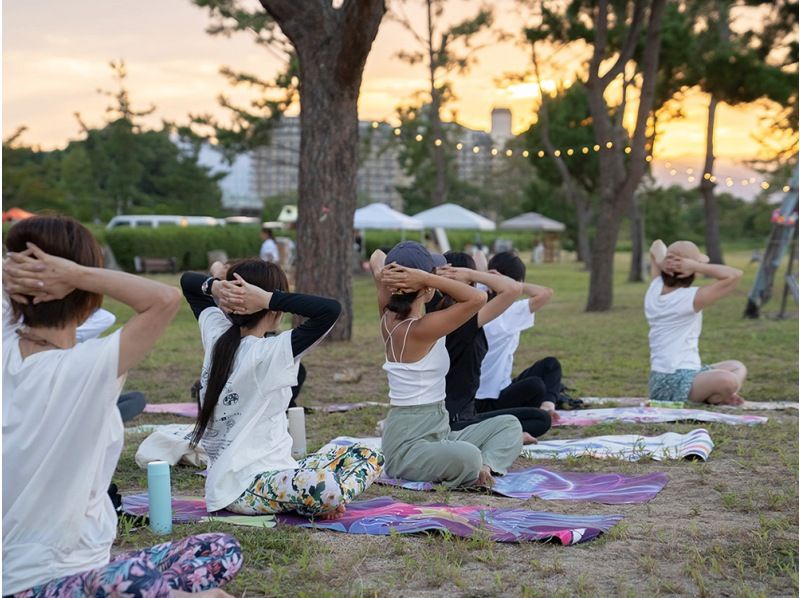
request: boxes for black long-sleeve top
[180,272,341,358]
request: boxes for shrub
[105,226,287,271]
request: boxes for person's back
[644,275,702,374]
[3,311,124,593]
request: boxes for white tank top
[381,315,450,407]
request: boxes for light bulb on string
[456,143,463,150]
[537,150,545,158]
[434,139,442,146]
[415,134,423,142]
[505,149,513,157]
[472,146,480,154]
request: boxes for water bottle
[287,407,307,459]
[147,461,172,535]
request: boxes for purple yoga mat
[378,468,668,505]
[279,496,623,544]
[143,403,198,418]
[121,494,622,544]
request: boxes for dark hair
[661,271,694,288]
[386,291,420,320]
[488,251,526,282]
[191,259,289,446]
[261,227,274,238]
[444,251,476,270]
[5,215,103,328]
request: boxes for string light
[369,121,785,192]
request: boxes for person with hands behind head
[646,239,746,406]
[371,242,522,489]
[180,259,382,522]
[429,252,552,444]
[3,216,242,598]
[474,251,564,433]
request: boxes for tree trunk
[575,194,593,266]
[628,195,645,282]
[586,205,624,310]
[261,0,386,341]
[427,0,447,205]
[700,94,724,264]
[585,0,666,311]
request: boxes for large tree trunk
[427,0,447,205]
[262,0,385,340]
[700,95,725,264]
[575,193,593,266]
[585,0,666,311]
[628,195,645,282]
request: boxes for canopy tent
[499,212,566,232]
[354,203,423,230]
[412,203,496,231]
[2,207,34,222]
[277,205,298,224]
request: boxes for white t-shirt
[644,277,703,373]
[260,238,279,262]
[198,307,300,511]
[476,300,535,399]
[76,308,116,342]
[2,304,125,594]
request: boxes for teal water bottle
[147,461,172,535]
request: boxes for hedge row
[105,226,273,271]
[362,230,540,256]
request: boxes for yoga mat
[581,397,798,411]
[318,437,667,504]
[553,406,766,427]
[122,494,622,544]
[306,401,388,413]
[278,497,623,544]
[521,428,714,462]
[143,403,198,418]
[379,468,668,504]
[122,494,275,528]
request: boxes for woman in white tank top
[370,242,522,488]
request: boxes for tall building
[490,107,513,147]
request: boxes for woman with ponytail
[181,260,382,519]
[371,242,522,488]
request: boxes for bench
[134,256,178,274]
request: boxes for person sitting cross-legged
[646,239,746,406]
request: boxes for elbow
[543,287,555,302]
[472,289,489,308]
[511,281,524,296]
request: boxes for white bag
[135,424,208,469]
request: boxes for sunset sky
[3,0,787,170]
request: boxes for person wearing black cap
[370,242,522,488]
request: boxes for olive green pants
[382,401,522,487]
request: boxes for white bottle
[287,407,307,459]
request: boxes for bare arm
[437,266,522,327]
[13,243,181,377]
[522,282,554,313]
[665,255,743,311]
[380,265,487,342]
[649,239,667,279]
[369,250,391,314]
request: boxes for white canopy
[412,203,496,230]
[499,212,566,232]
[354,203,424,230]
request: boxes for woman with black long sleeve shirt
[180,259,383,520]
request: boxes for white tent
[353,203,423,230]
[499,212,566,232]
[412,203,496,230]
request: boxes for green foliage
[641,185,774,245]
[106,226,271,271]
[2,62,223,221]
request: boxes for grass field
[110,251,798,597]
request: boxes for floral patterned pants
[227,444,384,517]
[13,533,242,598]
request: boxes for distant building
[199,109,516,214]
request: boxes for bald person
[645,239,746,406]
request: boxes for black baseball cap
[385,241,446,272]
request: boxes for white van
[106,215,224,230]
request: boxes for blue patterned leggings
[13,532,242,598]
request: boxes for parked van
[106,215,223,230]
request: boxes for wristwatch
[201,277,219,297]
